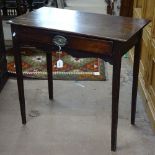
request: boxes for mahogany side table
[8,7,149,151]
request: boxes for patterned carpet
[6,47,106,81]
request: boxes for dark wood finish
[14,26,53,44]
[46,52,53,99]
[67,36,113,55]
[131,30,142,124]
[111,41,122,151]
[8,7,149,151]
[0,15,8,92]
[120,0,134,17]
[8,7,148,42]
[11,25,26,124]
[13,26,113,55]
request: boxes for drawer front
[66,35,113,55]
[15,26,113,55]
[15,27,52,44]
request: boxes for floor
[1,0,155,155]
[65,0,107,14]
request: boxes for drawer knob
[53,35,67,47]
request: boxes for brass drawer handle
[53,35,67,47]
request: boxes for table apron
[13,26,113,57]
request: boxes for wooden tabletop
[8,7,149,42]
